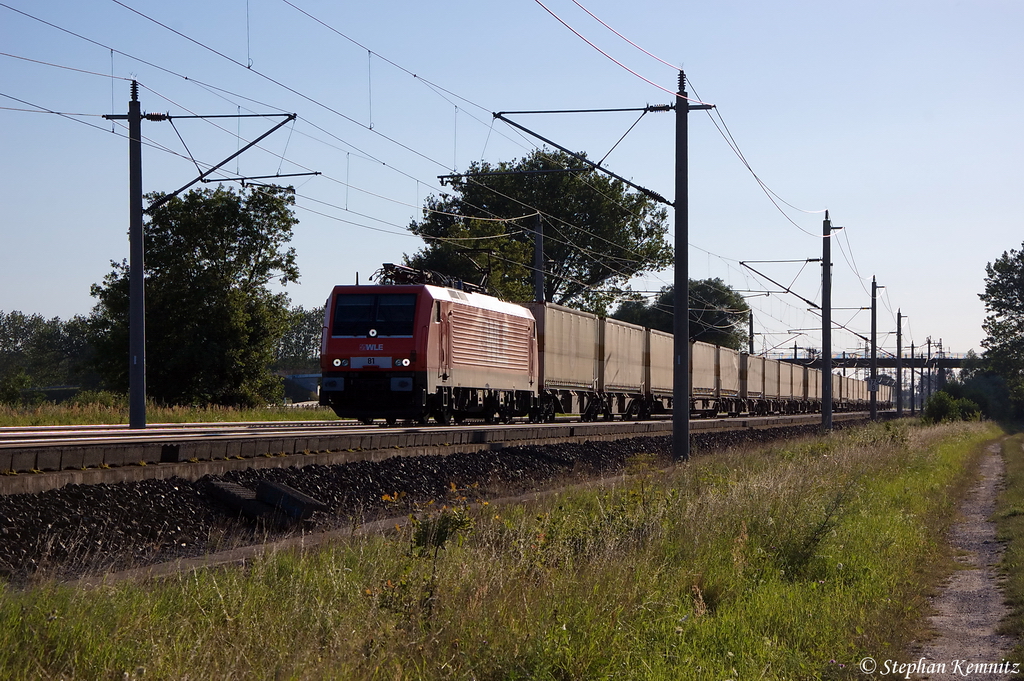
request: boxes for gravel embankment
[0,423,842,582]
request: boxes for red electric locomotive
[319,281,538,425]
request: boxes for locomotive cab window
[332,293,417,337]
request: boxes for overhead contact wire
[532,0,708,104]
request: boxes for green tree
[274,305,325,373]
[979,242,1024,416]
[0,311,96,400]
[610,278,751,350]
[406,149,672,313]
[943,372,1012,421]
[89,185,299,406]
[0,370,31,405]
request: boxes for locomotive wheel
[434,410,452,426]
[360,418,374,426]
[384,417,397,427]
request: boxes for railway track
[0,413,884,584]
[0,412,876,496]
[0,419,358,444]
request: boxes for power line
[532,0,707,104]
[109,0,462,172]
[2,1,900,336]
[568,0,679,71]
[3,0,555,239]
[517,0,829,244]
[0,51,134,81]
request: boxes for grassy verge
[995,431,1024,661]
[0,421,1001,680]
[0,401,339,427]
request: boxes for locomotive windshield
[332,293,417,337]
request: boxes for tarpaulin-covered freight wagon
[600,317,645,394]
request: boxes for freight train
[318,268,891,425]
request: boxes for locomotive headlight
[394,358,411,367]
[332,358,342,367]
[368,329,378,337]
[342,358,350,367]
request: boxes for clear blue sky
[2,0,1021,362]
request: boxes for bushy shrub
[957,397,982,421]
[922,390,981,423]
[0,371,31,406]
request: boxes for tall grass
[995,432,1024,662]
[0,421,1001,679]
[0,398,338,427]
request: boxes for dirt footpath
[908,442,1015,680]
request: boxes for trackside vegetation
[0,397,339,427]
[995,433,1024,661]
[0,421,1002,679]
